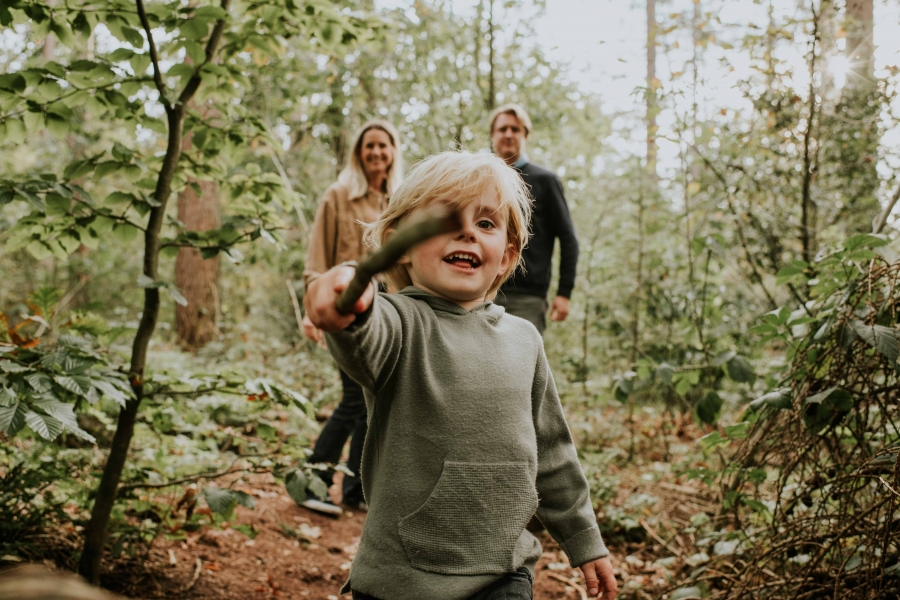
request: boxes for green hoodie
[326,287,607,600]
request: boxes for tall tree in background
[174,179,220,349]
[646,0,658,177]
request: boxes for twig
[335,209,461,314]
[118,450,278,492]
[639,518,682,557]
[134,0,169,109]
[285,279,304,333]
[872,184,900,235]
[174,558,202,595]
[547,572,588,600]
[878,477,900,498]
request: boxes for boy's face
[400,192,514,310]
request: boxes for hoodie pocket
[398,461,539,575]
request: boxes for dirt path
[142,473,598,600]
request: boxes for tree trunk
[77,0,232,584]
[645,0,658,177]
[175,179,221,349]
[486,0,495,111]
[845,0,874,84]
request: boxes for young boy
[305,152,617,600]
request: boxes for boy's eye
[477,219,495,230]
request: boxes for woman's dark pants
[307,369,366,505]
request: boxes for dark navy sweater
[501,161,580,299]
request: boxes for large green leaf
[749,388,792,411]
[25,410,64,440]
[203,486,256,516]
[285,469,309,504]
[0,401,27,435]
[849,320,899,363]
[695,391,723,425]
[725,355,755,384]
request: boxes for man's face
[491,113,527,163]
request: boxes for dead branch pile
[710,261,900,599]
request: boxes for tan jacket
[303,182,386,287]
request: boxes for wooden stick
[335,209,461,315]
[639,518,682,556]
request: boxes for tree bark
[175,179,221,349]
[845,0,874,84]
[645,0,658,177]
[486,0,495,111]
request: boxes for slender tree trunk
[645,0,658,177]
[175,179,221,349]
[845,0,874,83]
[800,3,823,266]
[486,0,495,111]
[78,0,231,583]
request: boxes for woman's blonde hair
[337,120,404,199]
[366,151,532,296]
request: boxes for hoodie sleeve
[532,347,608,566]
[325,293,404,393]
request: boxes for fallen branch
[336,208,461,315]
[639,518,682,557]
[547,572,588,600]
[285,279,305,333]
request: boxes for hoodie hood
[398,286,505,323]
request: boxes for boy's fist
[579,556,617,598]
[304,265,375,332]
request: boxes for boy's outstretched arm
[304,265,375,332]
[580,557,617,598]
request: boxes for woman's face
[359,128,394,179]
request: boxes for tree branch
[135,0,169,109]
[177,0,232,106]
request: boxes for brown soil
[130,473,611,600]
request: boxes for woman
[300,120,403,514]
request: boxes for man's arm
[547,174,579,301]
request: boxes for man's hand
[549,295,570,322]
[301,314,325,346]
[304,265,375,332]
[579,557,617,598]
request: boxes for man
[490,104,579,335]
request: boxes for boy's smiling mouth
[443,251,482,270]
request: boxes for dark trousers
[495,291,548,336]
[352,568,533,600]
[307,369,366,505]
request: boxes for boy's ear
[499,242,515,274]
[386,228,412,265]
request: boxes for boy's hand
[579,557,617,598]
[304,265,375,332]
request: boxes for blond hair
[489,103,533,136]
[366,151,532,296]
[337,120,405,199]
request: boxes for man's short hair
[489,104,532,136]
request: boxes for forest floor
[109,472,629,600]
[94,407,715,600]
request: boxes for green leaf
[4,118,25,145]
[725,355,755,384]
[0,400,27,435]
[0,361,28,373]
[92,379,130,406]
[656,362,676,385]
[845,234,888,252]
[712,351,736,367]
[285,469,309,504]
[54,375,92,397]
[307,475,329,500]
[749,388,792,410]
[122,26,144,48]
[164,286,188,307]
[25,410,64,440]
[695,391,723,425]
[803,387,853,432]
[111,223,139,243]
[203,486,236,515]
[849,320,899,363]
[180,18,211,40]
[25,372,53,392]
